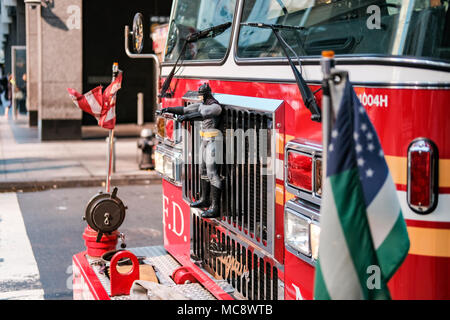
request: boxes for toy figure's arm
[160,102,203,115]
[183,103,201,114]
[177,103,221,122]
[159,106,185,115]
[176,112,203,122]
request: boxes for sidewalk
[0,114,160,192]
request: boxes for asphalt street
[0,183,163,300]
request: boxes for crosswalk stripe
[0,193,44,300]
[0,289,44,300]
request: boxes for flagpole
[320,51,335,181]
[106,62,119,193]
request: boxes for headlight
[164,155,174,180]
[155,150,164,174]
[284,202,321,263]
[285,209,311,257]
[155,144,182,186]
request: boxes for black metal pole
[320,51,335,180]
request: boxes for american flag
[67,71,122,130]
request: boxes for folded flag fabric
[67,86,103,121]
[67,71,123,130]
[101,71,123,129]
[314,76,410,300]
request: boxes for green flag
[314,78,410,300]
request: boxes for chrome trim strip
[214,93,284,113]
[234,54,450,71]
[162,74,450,89]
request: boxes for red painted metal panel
[72,252,110,300]
[284,249,315,300]
[389,254,450,300]
[162,179,233,300]
[162,179,191,262]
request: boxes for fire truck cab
[73,0,450,300]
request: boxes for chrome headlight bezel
[285,140,323,206]
[155,144,182,186]
[284,199,320,266]
[285,208,311,257]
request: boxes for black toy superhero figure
[160,83,223,218]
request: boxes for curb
[0,172,162,193]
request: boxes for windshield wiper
[159,22,232,99]
[186,22,232,43]
[241,22,321,122]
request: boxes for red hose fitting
[82,226,118,257]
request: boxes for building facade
[0,0,171,140]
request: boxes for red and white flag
[67,71,123,130]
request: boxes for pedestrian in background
[0,77,4,112]
[0,75,11,118]
[20,73,27,114]
[16,73,27,115]
[0,74,13,119]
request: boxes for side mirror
[124,13,161,117]
[132,13,144,54]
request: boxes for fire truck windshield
[237,0,450,62]
[164,0,237,62]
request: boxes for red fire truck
[73,0,450,300]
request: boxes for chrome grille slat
[194,122,200,201]
[255,114,261,242]
[243,112,249,231]
[262,116,269,242]
[253,254,258,300]
[190,213,282,300]
[237,111,242,229]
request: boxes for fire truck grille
[183,120,202,202]
[183,107,274,253]
[192,213,281,300]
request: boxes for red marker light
[287,151,313,192]
[407,138,438,214]
[410,151,431,207]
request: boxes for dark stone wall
[4,1,26,75]
[39,119,82,141]
[82,0,173,125]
